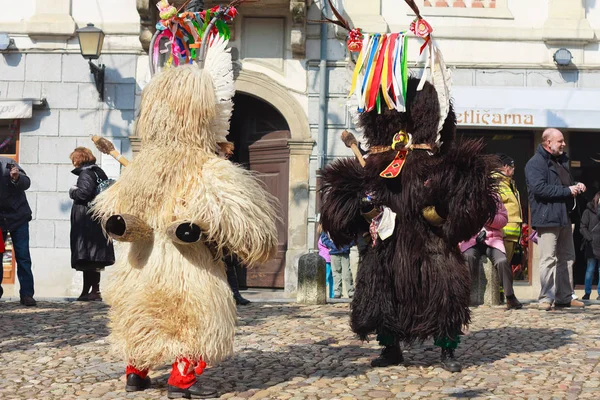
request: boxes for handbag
[93,170,115,195]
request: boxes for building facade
[315,0,600,298]
[1,0,600,298]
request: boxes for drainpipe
[314,0,329,247]
[317,1,329,171]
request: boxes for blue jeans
[0,223,34,297]
[325,262,334,298]
[585,258,600,295]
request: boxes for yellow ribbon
[348,35,367,98]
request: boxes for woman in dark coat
[69,147,115,301]
[579,191,600,300]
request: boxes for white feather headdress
[204,35,235,144]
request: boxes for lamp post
[76,23,105,101]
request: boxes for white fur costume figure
[91,29,278,399]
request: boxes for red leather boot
[167,357,216,399]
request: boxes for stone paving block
[21,163,57,192]
[59,110,103,137]
[38,137,78,164]
[25,191,37,219]
[102,110,135,137]
[100,54,136,84]
[526,70,578,88]
[0,302,599,399]
[21,109,59,136]
[36,192,72,220]
[23,82,42,98]
[26,53,62,82]
[104,83,136,110]
[476,69,526,87]
[29,219,55,248]
[42,82,79,109]
[135,55,151,94]
[0,53,25,81]
[308,96,349,127]
[62,54,94,84]
[6,81,24,98]
[19,136,38,164]
[77,83,103,110]
[56,164,77,192]
[0,81,8,98]
[54,220,71,249]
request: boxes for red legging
[126,356,207,389]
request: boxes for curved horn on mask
[105,214,153,242]
[166,222,203,245]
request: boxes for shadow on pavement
[237,303,350,328]
[0,301,109,353]
[148,342,372,393]
[401,326,574,369]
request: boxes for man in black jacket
[0,157,36,306]
[525,128,585,311]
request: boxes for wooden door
[229,93,290,288]
[247,134,289,288]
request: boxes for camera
[475,229,487,245]
[6,163,15,170]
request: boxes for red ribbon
[367,35,388,112]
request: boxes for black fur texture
[320,77,497,344]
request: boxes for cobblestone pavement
[1,301,600,400]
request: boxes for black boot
[77,271,92,301]
[506,295,523,310]
[370,345,404,367]
[234,293,251,305]
[168,381,217,399]
[125,373,151,392]
[441,348,462,372]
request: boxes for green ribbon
[401,34,408,105]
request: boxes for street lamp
[553,48,572,67]
[76,23,105,101]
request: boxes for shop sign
[0,100,32,119]
[456,109,534,127]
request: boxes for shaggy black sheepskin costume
[320,77,498,372]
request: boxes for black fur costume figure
[318,2,498,373]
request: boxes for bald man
[525,128,585,311]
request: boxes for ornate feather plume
[204,35,235,144]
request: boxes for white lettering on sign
[456,109,534,127]
[0,101,33,119]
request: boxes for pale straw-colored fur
[90,63,279,370]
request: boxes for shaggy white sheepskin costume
[91,36,278,395]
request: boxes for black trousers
[463,243,514,297]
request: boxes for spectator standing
[224,253,251,305]
[494,154,523,266]
[318,230,334,298]
[579,191,600,300]
[461,199,523,310]
[0,157,36,306]
[525,128,585,311]
[321,232,354,299]
[69,148,115,301]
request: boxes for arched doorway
[229,93,290,288]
